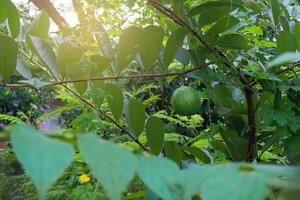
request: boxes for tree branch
[0,62,213,88]
[31,0,68,29]
[245,87,256,162]
[63,85,148,151]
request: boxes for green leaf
[0,34,18,81]
[0,0,8,23]
[95,26,114,59]
[10,125,74,199]
[164,28,186,68]
[183,147,210,163]
[164,141,183,165]
[90,55,112,73]
[175,48,190,65]
[116,27,141,71]
[57,42,84,78]
[284,135,300,164]
[78,133,137,200]
[268,52,300,67]
[139,26,164,70]
[124,98,146,137]
[219,129,248,161]
[294,23,300,51]
[7,0,20,38]
[104,83,123,121]
[276,31,297,53]
[189,1,242,27]
[66,60,91,95]
[137,156,182,200]
[183,163,270,200]
[189,1,242,15]
[30,36,60,79]
[270,0,280,26]
[205,15,240,43]
[216,33,247,50]
[19,78,51,89]
[27,11,50,38]
[146,116,164,155]
[16,59,32,79]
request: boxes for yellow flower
[79,174,91,184]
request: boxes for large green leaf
[183,163,270,200]
[164,28,186,68]
[189,1,242,27]
[95,26,114,59]
[189,1,243,16]
[295,23,300,51]
[276,31,297,53]
[268,52,300,67]
[78,133,137,200]
[137,156,182,200]
[7,0,20,38]
[30,36,60,79]
[183,147,210,163]
[205,15,240,43]
[57,42,84,78]
[124,98,146,137]
[16,59,32,79]
[216,33,247,50]
[270,0,280,26]
[139,26,164,70]
[10,125,74,199]
[27,11,50,38]
[284,135,300,164]
[104,83,123,121]
[219,129,248,161]
[0,0,8,23]
[146,116,164,155]
[164,141,183,165]
[0,34,18,81]
[66,60,91,95]
[116,27,141,72]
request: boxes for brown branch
[63,85,148,151]
[249,61,300,87]
[147,0,230,64]
[276,61,300,75]
[31,0,68,29]
[147,0,249,87]
[0,62,213,88]
[245,87,256,162]
[52,62,213,84]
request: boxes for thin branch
[249,61,300,87]
[31,0,69,29]
[147,0,229,63]
[0,62,213,88]
[146,0,249,86]
[245,87,256,162]
[63,85,148,151]
[276,61,300,75]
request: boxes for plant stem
[245,87,256,162]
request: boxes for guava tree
[0,0,300,199]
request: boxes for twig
[63,85,148,151]
[0,62,213,88]
[245,87,256,162]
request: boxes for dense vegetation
[0,0,300,199]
